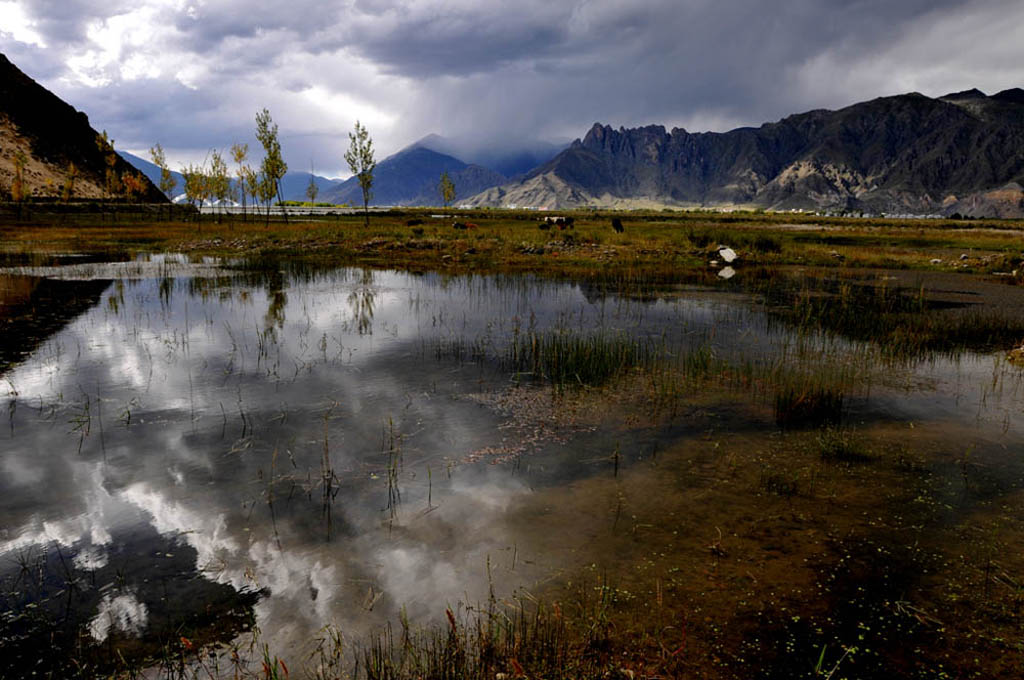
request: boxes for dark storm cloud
[4,0,1023,174]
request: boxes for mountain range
[469,89,1024,216]
[5,49,1024,217]
[123,141,539,207]
[319,146,507,206]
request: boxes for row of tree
[150,110,379,226]
[4,131,149,203]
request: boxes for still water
[1,256,1023,676]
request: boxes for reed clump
[774,386,844,429]
[503,330,660,389]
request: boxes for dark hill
[0,53,165,202]
[321,146,505,207]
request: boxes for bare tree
[345,120,376,227]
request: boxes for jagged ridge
[468,89,1024,216]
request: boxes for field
[3,208,1024,276]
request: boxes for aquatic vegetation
[504,329,660,389]
[3,247,1024,680]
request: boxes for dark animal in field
[538,221,551,230]
[452,221,468,230]
[544,216,575,230]
[406,218,424,226]
[611,218,624,233]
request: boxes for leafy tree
[305,163,319,204]
[180,162,208,210]
[96,131,121,200]
[254,162,278,226]
[149,143,177,198]
[439,170,455,208]
[121,171,147,201]
[345,120,376,227]
[242,165,260,220]
[208,149,231,218]
[255,108,287,223]
[61,162,77,202]
[11,151,27,203]
[230,142,252,217]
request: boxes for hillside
[0,53,165,202]
[468,90,1024,216]
[321,146,505,207]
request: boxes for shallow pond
[2,255,1024,678]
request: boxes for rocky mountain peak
[993,88,1024,104]
[941,88,988,101]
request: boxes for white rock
[718,247,737,263]
[930,258,942,265]
[718,266,736,279]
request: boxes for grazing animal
[544,216,575,230]
[538,221,551,230]
[452,221,468,230]
[406,218,424,226]
[465,222,479,230]
[611,217,624,233]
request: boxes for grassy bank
[2,209,1024,279]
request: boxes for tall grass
[760,274,1024,358]
[504,329,660,388]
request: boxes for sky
[2,0,1023,177]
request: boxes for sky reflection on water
[2,262,1023,668]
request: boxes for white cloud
[0,1,47,46]
[89,591,149,642]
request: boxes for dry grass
[2,209,1024,279]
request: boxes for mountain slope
[0,53,165,202]
[411,134,568,177]
[121,151,186,198]
[468,90,1024,215]
[279,172,341,202]
[321,146,505,206]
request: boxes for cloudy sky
[2,0,1023,177]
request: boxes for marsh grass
[816,426,872,463]
[5,208,1023,278]
[504,329,661,389]
[774,386,844,429]
[761,274,1024,357]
